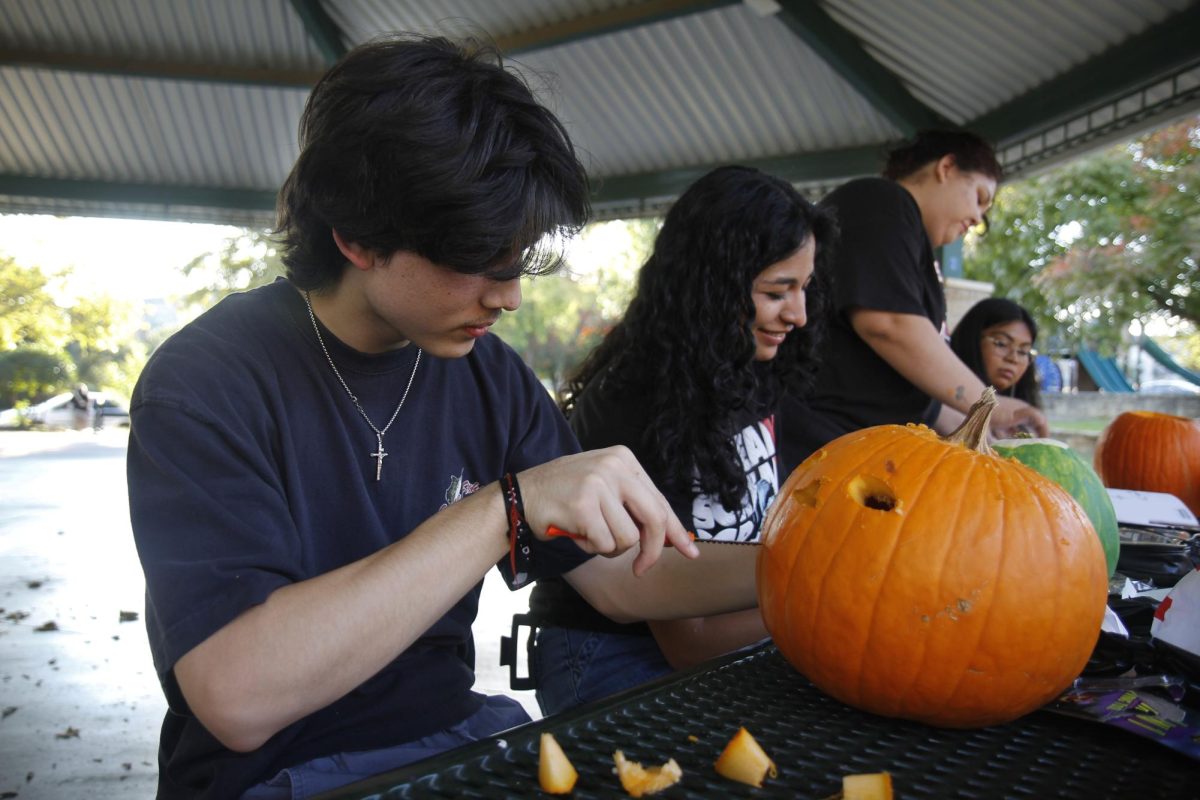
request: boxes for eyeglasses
[983,335,1034,361]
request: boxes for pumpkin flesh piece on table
[539,732,578,794]
[714,726,777,787]
[612,750,683,797]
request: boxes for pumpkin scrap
[758,388,1108,728]
[842,772,893,799]
[538,732,577,795]
[714,726,777,787]
[612,750,682,796]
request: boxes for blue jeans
[239,694,529,800]
[533,625,672,716]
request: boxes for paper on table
[1106,488,1199,529]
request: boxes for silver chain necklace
[304,291,422,481]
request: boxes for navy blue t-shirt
[128,279,588,798]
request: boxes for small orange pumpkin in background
[1093,410,1200,516]
[757,389,1108,728]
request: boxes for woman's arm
[647,609,768,671]
[850,308,1048,436]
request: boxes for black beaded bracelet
[502,472,534,589]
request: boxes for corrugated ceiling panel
[0,67,303,188]
[0,0,325,68]
[0,193,274,227]
[516,3,900,176]
[327,0,639,45]
[824,0,1194,125]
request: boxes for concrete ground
[0,429,538,799]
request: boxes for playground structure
[1051,339,1200,395]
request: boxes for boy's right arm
[171,446,693,753]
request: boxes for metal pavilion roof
[0,0,1197,226]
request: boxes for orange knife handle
[545,525,695,547]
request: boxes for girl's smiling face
[750,238,816,361]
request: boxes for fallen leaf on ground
[118,611,139,623]
[2,706,17,719]
[34,621,58,632]
[54,726,79,740]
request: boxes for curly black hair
[561,166,837,510]
[950,297,1041,408]
[276,35,590,290]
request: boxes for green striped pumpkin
[992,438,1120,576]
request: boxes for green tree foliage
[0,253,149,404]
[0,347,73,408]
[65,294,146,398]
[492,218,658,388]
[181,229,284,310]
[0,255,68,350]
[965,116,1199,357]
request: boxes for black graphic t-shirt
[689,417,778,542]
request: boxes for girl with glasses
[950,297,1041,408]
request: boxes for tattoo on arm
[954,385,966,404]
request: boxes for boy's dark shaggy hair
[561,166,837,510]
[950,297,1042,408]
[276,35,590,289]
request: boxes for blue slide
[1141,337,1200,386]
[1077,348,1134,392]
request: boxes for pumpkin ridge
[891,447,986,719]
[936,460,1015,722]
[788,432,919,672]
[1038,472,1106,674]
[859,442,970,713]
[1013,474,1078,713]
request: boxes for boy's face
[360,250,522,358]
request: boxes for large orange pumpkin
[1093,410,1200,516]
[757,390,1108,728]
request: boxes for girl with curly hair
[950,297,1041,408]
[527,165,837,714]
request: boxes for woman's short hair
[883,129,1003,182]
[563,165,838,509]
[276,35,590,289]
[950,297,1041,408]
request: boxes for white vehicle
[0,391,130,429]
[1139,378,1200,396]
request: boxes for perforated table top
[316,644,1199,799]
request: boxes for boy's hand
[519,447,699,576]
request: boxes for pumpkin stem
[943,386,996,455]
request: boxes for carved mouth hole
[864,495,896,511]
[848,475,897,512]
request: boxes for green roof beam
[774,0,943,136]
[971,3,1200,144]
[287,0,348,65]
[0,46,321,87]
[590,144,883,204]
[0,175,277,212]
[501,0,740,55]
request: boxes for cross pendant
[370,433,387,481]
